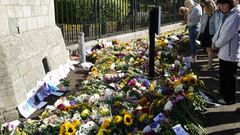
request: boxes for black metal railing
[54,0,183,45]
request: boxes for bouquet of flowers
[6,30,208,135]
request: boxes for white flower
[72,113,81,121]
[170,35,179,42]
[157,89,162,94]
[135,82,141,87]
[143,125,152,133]
[164,100,173,111]
[129,57,134,63]
[174,60,181,66]
[110,63,115,70]
[89,94,100,104]
[140,86,146,91]
[188,86,194,92]
[54,97,70,107]
[155,60,160,66]
[77,121,97,135]
[174,84,183,93]
[77,94,89,102]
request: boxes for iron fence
[54,0,183,45]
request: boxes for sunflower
[123,113,133,126]
[188,76,197,86]
[182,76,190,84]
[114,115,122,124]
[59,122,76,135]
[183,75,197,86]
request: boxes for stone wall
[0,0,68,122]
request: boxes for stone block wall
[0,0,68,122]
[0,0,55,36]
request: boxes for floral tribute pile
[3,32,208,135]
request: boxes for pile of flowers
[2,31,208,135]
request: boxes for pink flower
[128,79,136,86]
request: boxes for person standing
[184,0,203,62]
[198,0,217,71]
[212,0,240,105]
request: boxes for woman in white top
[185,0,203,62]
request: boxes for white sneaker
[212,89,219,94]
[190,58,196,63]
[217,99,227,105]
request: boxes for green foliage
[60,78,70,86]
[56,0,129,24]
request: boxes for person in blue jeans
[185,0,203,62]
[212,0,240,105]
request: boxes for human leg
[188,25,198,61]
[207,47,213,68]
[219,59,237,104]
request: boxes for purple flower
[70,100,77,106]
[115,53,125,58]
[179,69,185,76]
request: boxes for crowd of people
[179,0,240,105]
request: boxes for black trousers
[219,59,238,103]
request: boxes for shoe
[190,58,195,63]
[218,98,235,105]
[200,65,213,71]
[213,73,219,81]
[217,99,227,105]
[212,89,219,94]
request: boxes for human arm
[214,14,240,48]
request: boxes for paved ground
[192,49,240,135]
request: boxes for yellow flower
[39,110,48,119]
[188,76,197,86]
[185,92,194,101]
[113,101,122,107]
[123,113,133,126]
[101,117,112,129]
[91,66,98,76]
[97,128,108,135]
[139,113,147,122]
[64,106,73,112]
[125,42,130,46]
[114,115,122,124]
[80,109,90,119]
[59,122,76,135]
[91,52,97,58]
[112,39,120,45]
[72,120,81,127]
[183,75,197,86]
[150,82,156,91]
[120,110,131,116]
